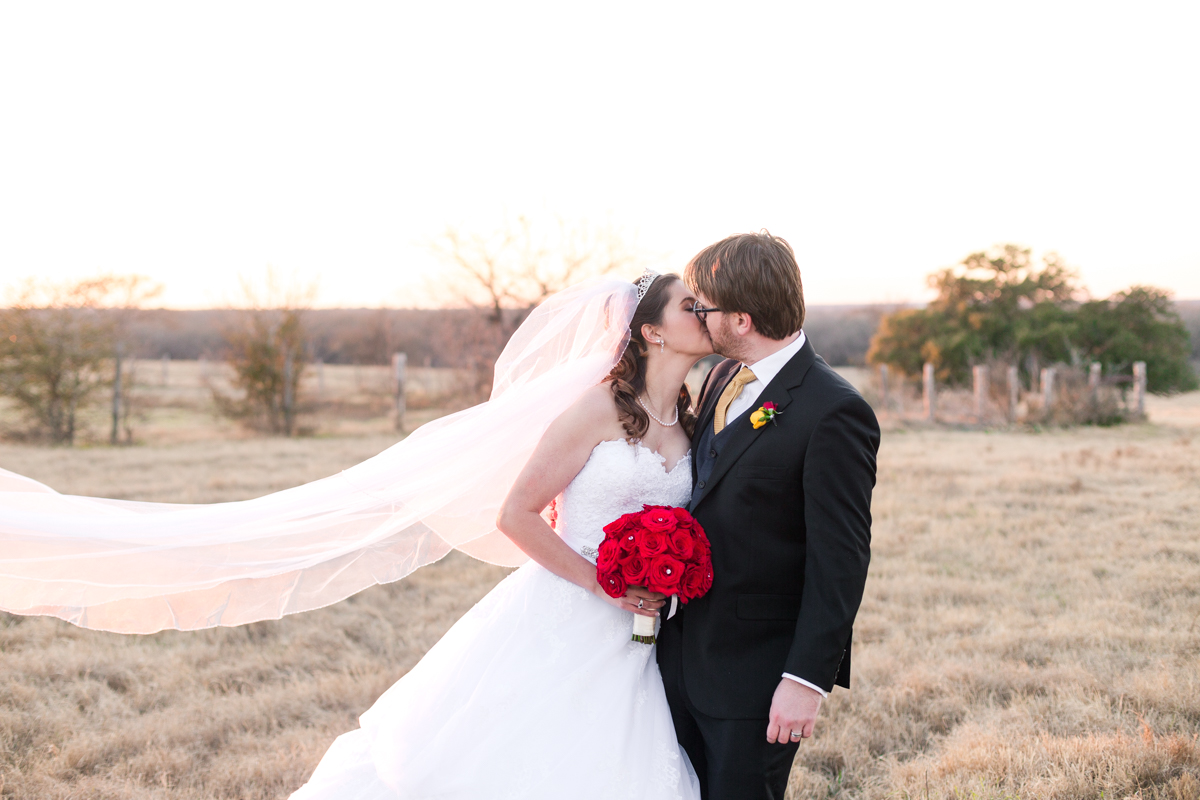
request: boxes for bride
[290,271,711,799]
[0,271,713,798]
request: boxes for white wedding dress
[290,439,702,800]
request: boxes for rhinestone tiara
[636,269,661,303]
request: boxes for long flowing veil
[0,277,637,634]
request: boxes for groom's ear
[730,311,755,337]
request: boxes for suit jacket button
[698,481,706,489]
[709,449,717,458]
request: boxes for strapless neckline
[595,439,692,476]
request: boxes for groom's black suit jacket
[657,338,880,720]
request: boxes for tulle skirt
[289,562,700,800]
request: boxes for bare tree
[0,275,161,444]
[430,214,647,334]
[428,215,647,398]
[212,271,316,436]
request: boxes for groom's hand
[765,679,823,744]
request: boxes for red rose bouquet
[597,504,713,644]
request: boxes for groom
[657,231,880,799]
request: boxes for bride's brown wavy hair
[606,273,697,441]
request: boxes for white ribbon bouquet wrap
[633,608,658,642]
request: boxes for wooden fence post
[922,362,936,422]
[282,348,295,435]
[1088,362,1102,390]
[393,352,408,431]
[1007,365,1019,423]
[878,364,889,412]
[110,343,123,445]
[972,365,988,423]
[1133,361,1147,418]
[1041,367,1055,415]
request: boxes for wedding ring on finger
[789,731,802,739]
[637,599,644,610]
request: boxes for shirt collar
[741,330,806,387]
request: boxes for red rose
[638,528,669,558]
[645,555,685,594]
[668,528,695,560]
[599,569,628,599]
[620,554,650,586]
[640,507,678,535]
[596,538,620,572]
[762,401,777,412]
[670,507,694,529]
[679,564,706,601]
[603,512,637,537]
[691,526,711,557]
[617,530,639,555]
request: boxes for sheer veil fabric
[0,278,638,634]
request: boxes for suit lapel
[689,359,738,492]
[689,340,818,511]
[693,360,739,446]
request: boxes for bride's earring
[657,339,665,353]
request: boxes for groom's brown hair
[685,230,805,341]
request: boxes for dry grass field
[0,360,477,446]
[1,392,1198,799]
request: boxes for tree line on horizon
[2,235,1198,443]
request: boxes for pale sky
[1,1,1197,308]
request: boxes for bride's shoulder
[537,383,628,460]
[568,383,622,425]
[575,382,620,414]
[551,384,624,440]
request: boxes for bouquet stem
[631,613,656,644]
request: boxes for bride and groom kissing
[0,228,876,799]
[292,230,881,800]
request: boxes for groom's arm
[787,394,880,690]
[767,394,878,743]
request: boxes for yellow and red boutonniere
[750,401,781,429]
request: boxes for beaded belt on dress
[560,530,599,563]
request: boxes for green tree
[867,245,1080,385]
[0,275,160,444]
[211,271,314,436]
[868,245,1198,394]
[1074,287,1198,393]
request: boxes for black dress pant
[660,643,799,800]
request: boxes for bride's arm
[497,386,663,617]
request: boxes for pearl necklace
[636,394,679,427]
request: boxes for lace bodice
[556,440,693,561]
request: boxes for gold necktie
[713,366,757,434]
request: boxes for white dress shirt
[723,330,807,425]
[722,330,829,699]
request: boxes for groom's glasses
[691,300,722,323]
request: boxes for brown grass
[0,433,511,799]
[1,393,1198,799]
[0,361,478,446]
[788,391,1200,799]
[0,359,716,447]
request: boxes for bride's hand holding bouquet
[596,504,713,643]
